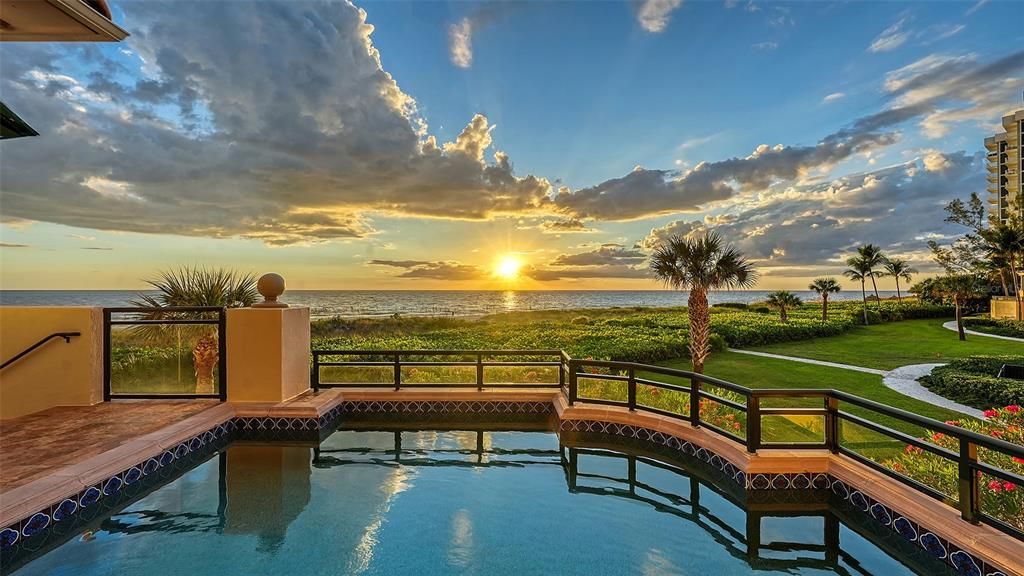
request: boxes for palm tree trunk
[860,280,868,325]
[821,296,828,322]
[1010,259,1023,321]
[688,287,711,374]
[998,269,1010,298]
[869,273,881,307]
[895,278,902,304]
[193,334,219,395]
[955,298,965,341]
[780,307,788,323]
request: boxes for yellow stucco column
[226,307,311,403]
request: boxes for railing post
[825,395,840,453]
[627,367,636,411]
[746,394,760,453]
[217,308,227,402]
[558,354,566,391]
[958,438,980,523]
[102,308,111,402]
[689,376,700,427]
[393,353,401,391]
[311,352,320,392]
[476,353,484,391]
[568,359,578,406]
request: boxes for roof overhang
[0,0,128,42]
[0,101,38,139]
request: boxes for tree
[879,258,916,304]
[844,256,872,325]
[765,291,802,323]
[649,232,757,373]
[808,277,841,322]
[132,268,258,394]
[936,274,985,341]
[981,222,1024,319]
[856,244,886,305]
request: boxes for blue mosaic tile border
[339,400,555,414]
[559,418,1010,576]
[0,420,236,553]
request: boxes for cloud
[823,92,845,103]
[368,259,481,280]
[751,41,779,51]
[0,243,30,248]
[539,219,596,234]
[80,247,114,251]
[869,18,911,53]
[0,2,553,245]
[638,150,981,272]
[550,243,646,266]
[965,0,989,16]
[447,2,514,68]
[636,0,683,33]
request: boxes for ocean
[0,290,894,319]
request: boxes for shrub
[963,318,1024,339]
[713,302,749,310]
[921,356,1024,409]
[570,315,591,325]
[883,406,1024,531]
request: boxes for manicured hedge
[920,356,1024,409]
[963,318,1024,339]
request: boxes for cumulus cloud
[639,150,981,272]
[539,219,596,233]
[636,0,683,33]
[368,259,481,280]
[869,18,911,52]
[0,2,552,245]
[551,243,646,266]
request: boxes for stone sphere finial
[253,273,288,308]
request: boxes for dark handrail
[316,347,1024,539]
[1,332,81,370]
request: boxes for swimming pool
[4,427,954,575]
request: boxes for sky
[0,0,1022,291]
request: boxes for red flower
[988,480,1003,492]
[984,409,998,419]
[1006,405,1021,413]
[930,432,945,442]
[1013,457,1024,465]
[990,430,1004,438]
[733,422,742,430]
[944,420,960,426]
[1004,482,1017,492]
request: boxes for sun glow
[494,254,523,280]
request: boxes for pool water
[8,428,952,575]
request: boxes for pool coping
[1,390,1020,576]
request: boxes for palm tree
[936,274,984,341]
[982,223,1024,320]
[131,267,258,394]
[857,244,886,305]
[765,291,802,323]
[844,256,872,325]
[879,258,916,304]
[808,277,841,322]
[649,232,757,373]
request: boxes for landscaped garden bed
[920,356,1024,409]
[963,317,1024,339]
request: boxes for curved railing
[312,348,1024,540]
[0,332,80,370]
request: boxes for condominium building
[985,109,1024,225]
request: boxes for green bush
[963,318,1024,339]
[713,302,749,310]
[570,315,591,325]
[920,356,1024,409]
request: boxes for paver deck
[0,400,218,491]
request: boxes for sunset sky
[0,0,1021,290]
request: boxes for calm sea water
[0,290,894,319]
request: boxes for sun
[494,254,523,280]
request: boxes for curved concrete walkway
[941,320,1024,342]
[731,350,983,418]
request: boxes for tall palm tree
[857,244,886,305]
[132,267,258,394]
[936,274,984,341]
[982,223,1024,320]
[808,277,841,322]
[844,256,872,325]
[879,258,916,304]
[649,232,757,373]
[765,291,802,323]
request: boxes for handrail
[316,347,1024,540]
[1,332,81,370]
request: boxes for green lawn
[747,318,1024,370]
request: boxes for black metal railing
[103,307,227,401]
[311,349,567,391]
[314,348,1024,540]
[0,332,80,370]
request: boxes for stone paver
[730,349,887,375]
[881,363,983,419]
[941,320,1024,342]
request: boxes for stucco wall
[226,307,310,403]
[991,297,1022,320]
[0,307,104,419]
